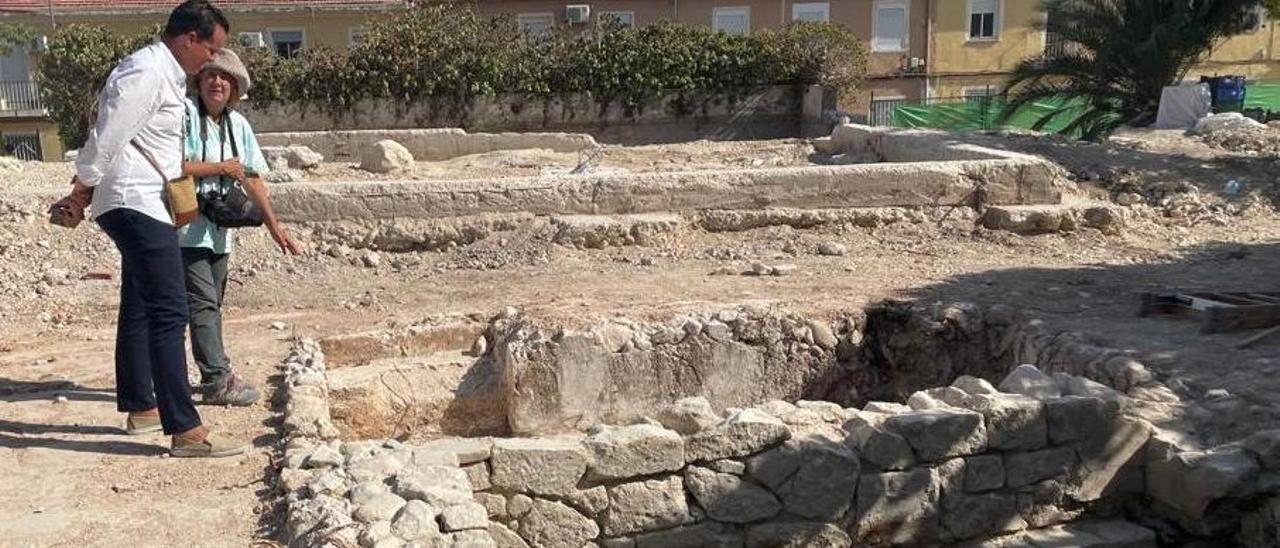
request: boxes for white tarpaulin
[1154,83,1212,129]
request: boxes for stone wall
[242,85,827,146]
[277,335,1162,547]
[257,128,599,163]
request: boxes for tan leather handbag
[132,139,198,228]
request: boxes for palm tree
[1000,0,1275,140]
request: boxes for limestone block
[392,500,443,541]
[845,416,915,471]
[475,492,507,520]
[349,453,407,483]
[416,437,494,465]
[1068,417,1151,502]
[952,375,1000,395]
[635,522,744,548]
[959,394,1047,451]
[488,522,529,548]
[489,438,588,496]
[883,408,988,462]
[708,459,746,475]
[965,454,1006,492]
[863,401,912,414]
[584,423,685,479]
[1244,429,1280,470]
[603,476,689,536]
[441,502,490,532]
[855,469,941,545]
[354,492,408,524]
[1045,396,1117,445]
[1000,364,1062,400]
[361,139,414,174]
[464,463,492,491]
[941,492,1027,541]
[685,466,782,523]
[655,397,722,435]
[746,432,860,521]
[1005,447,1077,488]
[685,408,791,463]
[564,486,609,518]
[745,522,852,548]
[1147,447,1260,520]
[517,499,599,548]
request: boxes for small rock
[53,395,68,404]
[440,502,489,532]
[817,242,847,256]
[1115,192,1143,206]
[361,140,415,174]
[999,364,1062,400]
[270,322,288,331]
[770,264,796,276]
[362,252,382,269]
[1205,388,1231,400]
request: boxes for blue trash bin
[1201,75,1247,112]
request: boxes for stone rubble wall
[278,303,1280,546]
[278,334,1166,547]
[279,339,502,548]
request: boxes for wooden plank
[1203,304,1280,333]
[1237,325,1280,349]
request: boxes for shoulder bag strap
[131,139,168,184]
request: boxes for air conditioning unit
[566,4,591,24]
[29,35,48,53]
[909,57,925,69]
[239,32,267,49]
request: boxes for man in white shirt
[68,0,246,458]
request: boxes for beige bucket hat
[198,48,251,95]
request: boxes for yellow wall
[0,119,63,161]
[927,0,1044,98]
[1194,20,1279,81]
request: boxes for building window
[963,87,994,103]
[869,97,906,126]
[269,29,305,58]
[968,0,1000,40]
[792,2,830,22]
[713,6,751,35]
[873,1,908,52]
[599,10,635,27]
[517,13,555,37]
[349,27,366,47]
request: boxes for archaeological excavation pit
[268,126,1278,548]
[277,299,1280,548]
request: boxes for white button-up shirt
[76,42,188,225]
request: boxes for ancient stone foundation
[278,302,1280,547]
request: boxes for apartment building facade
[0,0,1275,159]
[0,0,404,160]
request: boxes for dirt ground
[1,127,1278,546]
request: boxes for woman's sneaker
[200,373,261,406]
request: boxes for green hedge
[40,4,866,149]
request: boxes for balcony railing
[0,81,45,114]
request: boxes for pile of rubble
[1192,113,1280,156]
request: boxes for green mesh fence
[890,96,1090,136]
[1245,82,1280,111]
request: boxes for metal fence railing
[0,81,44,113]
[0,132,42,161]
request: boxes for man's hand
[268,224,303,256]
[48,176,93,229]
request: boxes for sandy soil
[1,128,1278,546]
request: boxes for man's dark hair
[163,1,230,39]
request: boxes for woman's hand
[268,223,303,256]
[218,158,246,181]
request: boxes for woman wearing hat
[180,48,301,406]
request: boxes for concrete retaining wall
[243,85,829,145]
[257,128,600,162]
